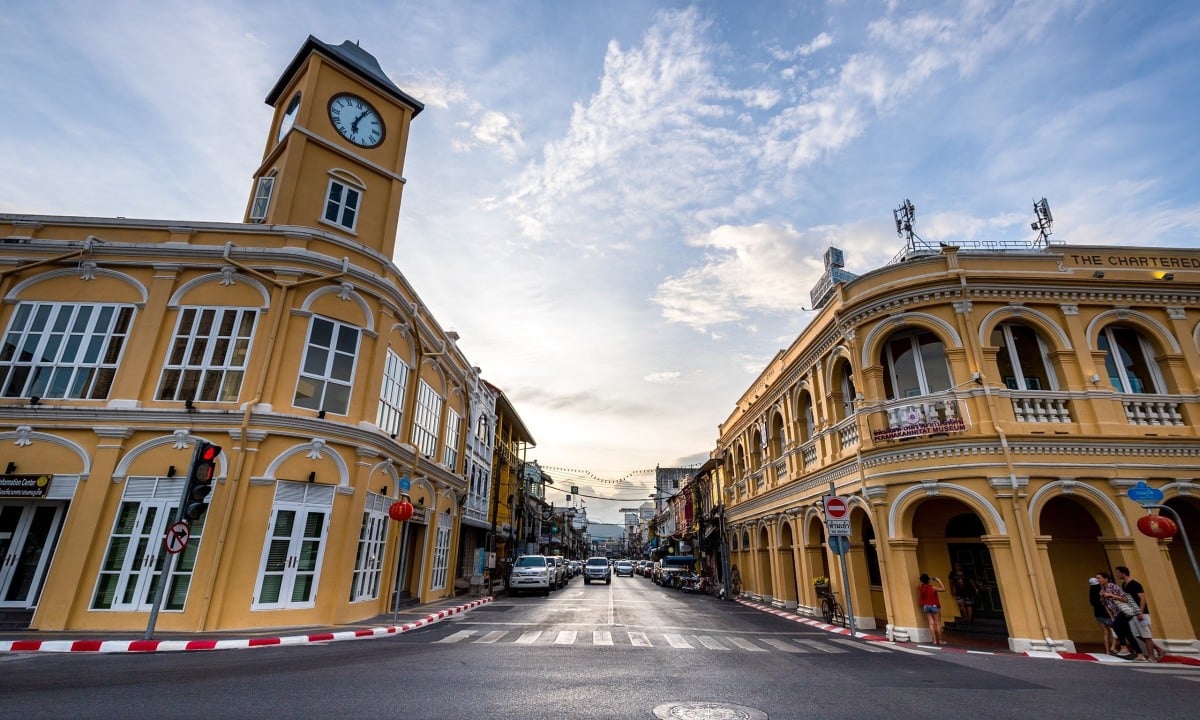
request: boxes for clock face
[328,93,385,148]
[277,92,301,143]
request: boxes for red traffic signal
[182,441,222,521]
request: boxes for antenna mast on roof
[893,198,923,252]
[1030,197,1053,248]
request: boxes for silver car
[509,555,551,596]
[546,555,568,589]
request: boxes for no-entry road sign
[823,495,849,520]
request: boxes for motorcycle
[680,573,710,594]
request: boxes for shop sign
[0,474,51,499]
[872,416,965,442]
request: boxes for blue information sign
[1126,481,1163,506]
[398,475,411,493]
[829,536,850,556]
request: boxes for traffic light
[182,441,221,521]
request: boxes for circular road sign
[164,520,191,555]
[825,496,849,520]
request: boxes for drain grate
[652,702,768,720]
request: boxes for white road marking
[727,637,767,652]
[514,631,542,645]
[593,631,613,646]
[663,634,693,649]
[435,630,475,644]
[831,638,889,652]
[555,631,577,645]
[695,635,729,650]
[761,638,806,653]
[794,639,844,653]
[475,630,508,644]
[628,632,652,647]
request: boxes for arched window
[837,362,857,421]
[798,393,815,442]
[881,329,952,399]
[1099,325,1165,394]
[768,412,786,460]
[992,323,1059,390]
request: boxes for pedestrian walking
[948,562,979,625]
[1098,571,1144,660]
[1088,576,1117,655]
[918,573,947,645]
[1116,565,1163,662]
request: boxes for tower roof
[266,35,424,116]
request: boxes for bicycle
[818,588,846,627]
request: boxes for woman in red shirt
[918,573,947,645]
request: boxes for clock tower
[245,36,424,258]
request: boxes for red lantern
[389,500,414,522]
[1137,514,1178,539]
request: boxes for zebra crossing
[433,628,894,655]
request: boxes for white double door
[0,502,66,609]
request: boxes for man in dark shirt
[1116,565,1163,662]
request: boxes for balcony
[869,397,967,442]
[833,415,859,451]
[1121,394,1184,426]
[1008,393,1073,423]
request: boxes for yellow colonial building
[0,37,494,632]
[718,238,1200,654]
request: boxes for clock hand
[351,110,368,133]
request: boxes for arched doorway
[912,497,1005,638]
[1041,496,1115,647]
[1165,497,1200,636]
[778,519,798,608]
[757,525,774,601]
[856,513,886,629]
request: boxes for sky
[2,1,1199,524]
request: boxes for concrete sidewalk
[0,596,493,654]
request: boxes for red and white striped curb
[737,597,1200,665]
[736,598,888,641]
[0,596,493,654]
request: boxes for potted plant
[812,576,830,594]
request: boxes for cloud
[652,223,826,331]
[470,110,523,161]
[643,371,682,384]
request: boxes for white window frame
[249,174,275,222]
[294,315,360,415]
[411,379,443,459]
[349,493,390,603]
[321,174,363,233]
[0,301,134,400]
[431,512,452,591]
[443,408,461,470]
[882,329,952,399]
[91,477,204,612]
[252,481,334,611]
[1099,325,1165,394]
[994,323,1058,391]
[157,307,258,403]
[376,349,409,437]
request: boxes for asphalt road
[2,573,1197,719]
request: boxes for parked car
[546,555,568,588]
[615,560,635,577]
[509,555,551,596]
[583,556,612,584]
[656,556,694,587]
